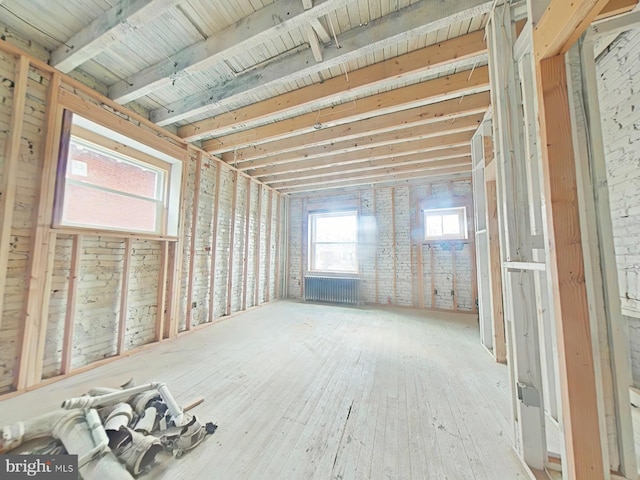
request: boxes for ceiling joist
[51,0,184,73]
[181,29,487,142]
[206,65,489,154]
[108,0,351,104]
[244,131,474,176]
[150,0,493,125]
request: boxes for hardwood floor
[0,300,530,479]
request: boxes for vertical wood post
[253,184,262,306]
[264,189,273,303]
[185,152,202,330]
[155,240,169,342]
[226,171,238,316]
[242,180,252,310]
[274,194,282,299]
[117,238,132,354]
[61,234,81,375]
[208,164,221,322]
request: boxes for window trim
[308,210,359,274]
[422,205,469,242]
[53,110,182,237]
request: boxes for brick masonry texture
[0,29,287,394]
[287,180,476,311]
[597,27,640,384]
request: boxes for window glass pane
[314,243,357,272]
[442,214,461,235]
[62,183,158,232]
[68,138,162,200]
[314,214,357,242]
[425,215,443,237]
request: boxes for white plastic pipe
[61,382,161,410]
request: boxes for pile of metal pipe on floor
[0,380,217,478]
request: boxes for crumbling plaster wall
[596,26,640,386]
[287,179,476,311]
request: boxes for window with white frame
[53,112,182,236]
[423,206,468,241]
[308,211,358,273]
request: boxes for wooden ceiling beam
[244,131,473,176]
[150,0,493,125]
[269,158,470,189]
[212,92,488,160]
[205,66,489,154]
[534,0,612,59]
[180,29,487,141]
[226,113,483,164]
[108,0,348,104]
[262,152,471,184]
[51,0,184,73]
[596,0,638,20]
[278,166,471,194]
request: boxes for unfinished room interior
[1,0,640,478]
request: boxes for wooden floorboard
[0,300,529,479]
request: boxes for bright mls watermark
[1,455,77,479]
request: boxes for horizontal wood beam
[180,30,487,141]
[279,166,471,194]
[271,158,469,189]
[245,131,473,176]
[206,66,490,154]
[265,156,470,187]
[596,0,638,20]
[109,0,347,104]
[207,91,488,159]
[534,0,611,59]
[51,0,183,72]
[151,0,493,125]
[226,112,483,164]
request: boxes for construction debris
[0,381,216,479]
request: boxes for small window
[309,211,358,273]
[423,206,467,240]
[54,112,182,236]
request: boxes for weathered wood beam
[152,0,493,126]
[533,0,611,60]
[109,0,349,104]
[271,158,470,190]
[261,151,471,184]
[596,0,638,20]
[208,67,489,155]
[208,92,488,160]
[279,167,471,194]
[51,0,183,72]
[268,156,471,188]
[310,18,331,43]
[536,54,605,479]
[244,131,474,176]
[181,30,487,141]
[227,113,482,166]
[305,25,323,62]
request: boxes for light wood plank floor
[0,301,530,479]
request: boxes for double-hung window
[308,211,358,273]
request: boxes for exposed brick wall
[597,27,640,385]
[0,31,287,394]
[287,180,476,311]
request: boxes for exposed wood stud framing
[373,188,378,304]
[391,188,397,304]
[486,179,506,363]
[61,235,81,375]
[242,181,253,311]
[208,164,222,322]
[186,153,203,330]
[117,237,133,354]
[155,241,169,342]
[254,184,263,307]
[226,171,239,316]
[0,55,29,332]
[274,194,282,299]
[264,189,273,303]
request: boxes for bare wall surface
[597,27,640,385]
[288,179,476,311]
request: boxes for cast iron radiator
[304,276,361,305]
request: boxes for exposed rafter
[150,0,493,126]
[51,0,184,73]
[205,66,489,154]
[180,30,487,141]
[243,131,473,176]
[108,0,352,104]
[207,92,488,162]
[596,0,639,20]
[279,168,471,194]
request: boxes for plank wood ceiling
[0,0,493,194]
